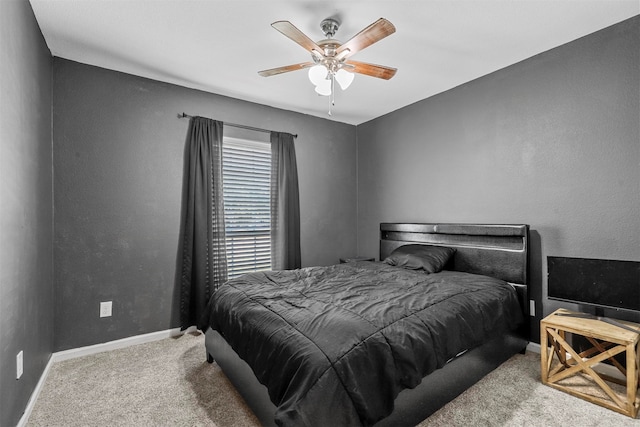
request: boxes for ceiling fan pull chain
[331,76,335,106]
[328,75,335,116]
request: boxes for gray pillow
[384,244,456,273]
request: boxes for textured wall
[53,59,357,351]
[0,0,53,425]
[356,16,640,341]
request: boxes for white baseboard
[52,326,196,362]
[17,326,196,427]
[16,355,54,427]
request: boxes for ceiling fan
[258,17,397,114]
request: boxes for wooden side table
[540,308,640,418]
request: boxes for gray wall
[356,16,640,341]
[0,0,54,425]
[53,59,357,351]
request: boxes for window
[222,137,271,279]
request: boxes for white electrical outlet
[529,300,536,317]
[17,350,23,379]
[100,301,112,318]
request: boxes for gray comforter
[199,261,523,426]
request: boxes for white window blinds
[222,137,271,279]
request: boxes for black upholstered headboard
[380,223,529,287]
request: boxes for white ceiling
[30,0,638,125]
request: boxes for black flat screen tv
[547,256,640,313]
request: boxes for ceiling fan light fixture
[308,64,329,86]
[335,68,354,90]
[314,78,332,96]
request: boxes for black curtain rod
[178,113,297,138]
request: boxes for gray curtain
[270,132,301,270]
[179,117,227,329]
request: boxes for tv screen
[547,257,640,312]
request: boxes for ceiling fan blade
[271,21,324,53]
[336,18,395,59]
[344,60,397,80]
[258,62,315,77]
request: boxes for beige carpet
[27,332,639,426]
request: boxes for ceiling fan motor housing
[314,19,346,74]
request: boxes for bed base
[206,329,527,426]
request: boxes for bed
[199,222,530,426]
